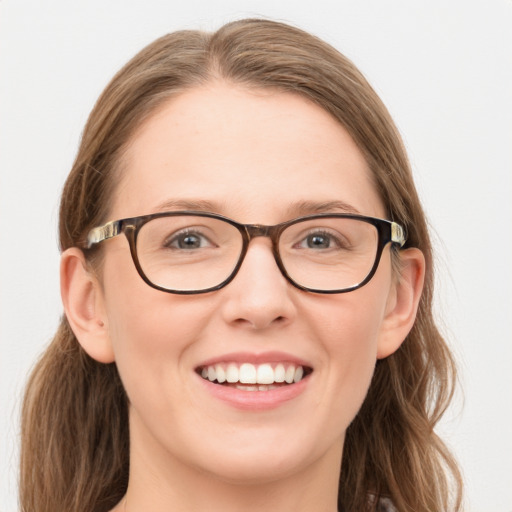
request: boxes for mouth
[196,362,313,392]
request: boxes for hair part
[20,19,462,512]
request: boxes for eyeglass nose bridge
[242,223,284,251]
[237,223,288,281]
[244,224,272,238]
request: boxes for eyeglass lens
[135,215,379,292]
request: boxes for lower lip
[197,374,310,411]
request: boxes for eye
[296,231,342,250]
[165,230,213,250]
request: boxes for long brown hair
[20,19,463,512]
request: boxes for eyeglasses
[85,211,406,294]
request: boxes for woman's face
[98,83,398,484]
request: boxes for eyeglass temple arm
[391,222,406,247]
[86,220,122,248]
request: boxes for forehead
[114,83,385,222]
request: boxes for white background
[1,1,511,511]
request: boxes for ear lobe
[377,248,425,359]
[60,248,115,363]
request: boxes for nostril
[231,314,288,330]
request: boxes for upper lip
[195,351,313,370]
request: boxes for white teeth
[274,364,285,383]
[284,365,295,384]
[236,384,258,391]
[256,363,274,384]
[200,362,308,387]
[215,364,226,383]
[226,364,239,383]
[239,363,257,384]
[236,384,279,391]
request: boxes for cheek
[308,279,388,361]
[323,299,380,388]
[101,250,211,399]
[305,274,391,418]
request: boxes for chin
[182,425,339,486]
[194,449,312,486]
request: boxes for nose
[219,238,297,330]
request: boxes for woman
[20,18,462,512]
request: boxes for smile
[197,362,312,391]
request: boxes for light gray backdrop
[1,1,511,511]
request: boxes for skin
[61,83,425,512]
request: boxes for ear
[60,247,115,363]
[377,248,425,359]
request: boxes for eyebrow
[285,200,361,217]
[154,199,224,213]
[153,198,361,218]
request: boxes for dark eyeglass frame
[85,211,406,295]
